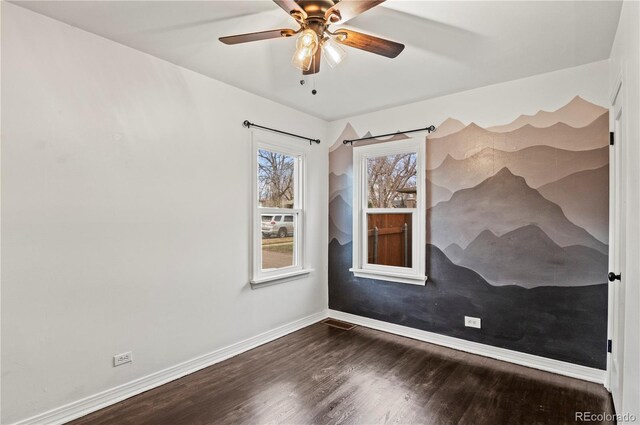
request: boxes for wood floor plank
[70,323,614,425]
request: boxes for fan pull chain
[297,56,318,96]
[310,55,317,95]
[312,70,317,95]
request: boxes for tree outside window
[367,153,417,208]
[258,149,294,208]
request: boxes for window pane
[258,149,295,208]
[367,153,417,208]
[367,213,412,268]
[261,214,296,270]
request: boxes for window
[251,135,310,286]
[350,138,427,285]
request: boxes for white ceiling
[12,0,622,121]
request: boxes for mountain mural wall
[328,96,609,369]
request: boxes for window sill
[250,269,313,289]
[349,268,427,286]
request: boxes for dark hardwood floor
[71,322,614,425]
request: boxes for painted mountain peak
[538,165,609,244]
[426,179,453,208]
[429,118,466,139]
[329,97,609,282]
[427,111,608,169]
[329,122,359,152]
[427,166,608,255]
[329,194,352,245]
[330,172,351,201]
[361,130,410,143]
[450,224,607,288]
[329,124,358,177]
[427,145,608,192]
[486,96,607,133]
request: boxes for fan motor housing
[297,0,338,18]
[305,19,327,38]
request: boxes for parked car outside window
[261,214,294,238]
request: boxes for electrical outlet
[464,316,481,329]
[113,351,132,367]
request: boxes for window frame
[250,133,311,287]
[350,138,427,285]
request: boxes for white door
[608,81,626,410]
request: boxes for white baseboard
[13,308,605,424]
[328,309,606,385]
[11,310,329,425]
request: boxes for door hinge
[610,132,615,146]
[608,339,612,353]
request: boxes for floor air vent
[321,318,356,330]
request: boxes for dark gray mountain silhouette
[329,194,352,244]
[454,226,607,287]
[427,146,608,193]
[328,239,607,369]
[444,243,464,263]
[538,165,609,244]
[427,167,608,255]
[329,218,349,245]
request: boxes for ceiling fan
[219,0,404,75]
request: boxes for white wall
[609,1,640,422]
[1,3,328,423]
[2,1,636,423]
[327,60,610,147]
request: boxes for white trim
[606,68,626,406]
[349,268,426,285]
[250,268,314,287]
[251,133,311,285]
[609,70,623,105]
[328,310,606,385]
[14,308,607,425]
[351,138,426,284]
[10,311,329,425]
[605,65,625,395]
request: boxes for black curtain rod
[343,125,436,145]
[243,120,320,145]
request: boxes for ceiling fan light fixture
[291,28,319,71]
[220,1,405,75]
[292,47,314,71]
[322,37,346,68]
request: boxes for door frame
[606,70,624,407]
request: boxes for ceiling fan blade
[273,0,307,21]
[302,48,321,75]
[325,0,386,25]
[334,29,404,58]
[219,28,297,45]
